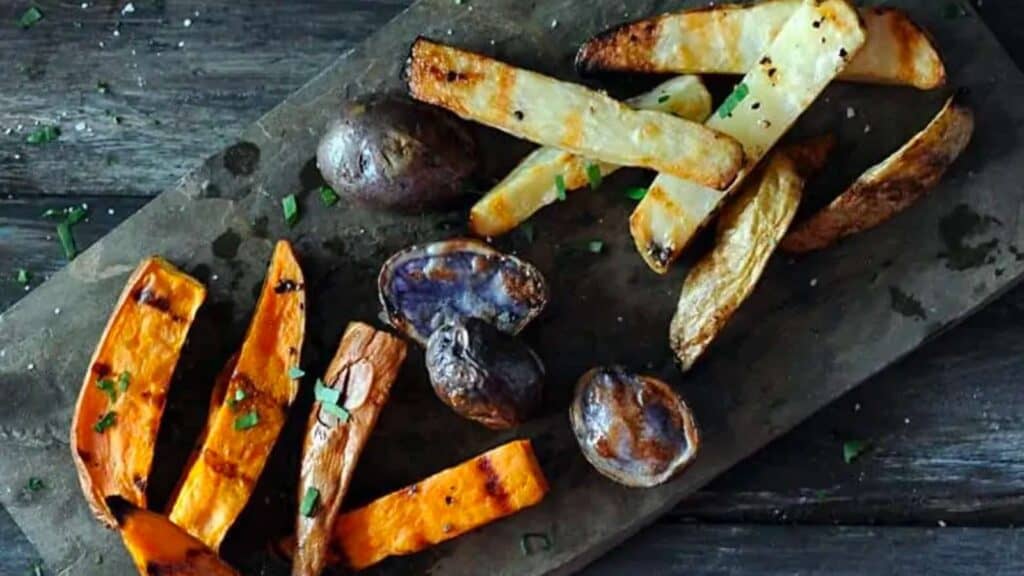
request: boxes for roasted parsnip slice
[407,38,743,189]
[333,439,549,570]
[109,497,240,576]
[71,257,206,528]
[576,2,945,90]
[169,240,306,550]
[630,0,866,273]
[782,95,974,253]
[293,323,407,576]
[469,75,713,237]
[671,137,835,371]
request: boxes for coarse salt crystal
[122,2,135,15]
[846,106,856,119]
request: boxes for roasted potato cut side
[333,439,549,570]
[630,0,866,274]
[671,137,834,371]
[109,497,239,576]
[169,240,306,550]
[71,257,206,528]
[406,38,743,189]
[293,323,407,576]
[469,75,713,238]
[782,95,974,253]
[576,1,945,90]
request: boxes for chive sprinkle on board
[587,240,604,254]
[554,174,567,201]
[318,186,340,207]
[585,163,603,190]
[300,487,321,517]
[26,477,45,493]
[843,440,870,464]
[25,125,59,145]
[282,194,299,226]
[17,6,43,29]
[16,269,30,285]
[625,187,648,201]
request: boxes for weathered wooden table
[2,1,1022,574]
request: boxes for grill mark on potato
[475,456,510,512]
[492,65,515,123]
[91,362,112,378]
[561,111,584,149]
[201,449,256,486]
[575,16,659,73]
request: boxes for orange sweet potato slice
[169,240,306,550]
[293,322,407,576]
[333,439,549,570]
[108,497,239,576]
[71,257,206,528]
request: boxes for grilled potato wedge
[293,323,407,576]
[406,38,743,189]
[630,0,866,273]
[71,257,206,528]
[576,1,945,90]
[169,241,306,550]
[469,75,713,237]
[782,95,974,253]
[671,136,835,371]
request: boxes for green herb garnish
[234,410,260,431]
[227,388,247,409]
[318,186,339,207]
[842,440,869,464]
[65,206,87,225]
[288,367,305,379]
[97,81,110,94]
[282,194,299,227]
[117,371,130,392]
[93,411,117,433]
[321,401,350,422]
[16,269,30,285]
[96,379,118,403]
[17,6,43,29]
[718,82,750,119]
[520,532,552,555]
[26,125,59,145]
[26,477,45,492]
[587,240,604,254]
[625,187,648,201]
[585,163,602,190]
[657,94,670,103]
[300,486,320,517]
[57,222,77,260]
[554,174,567,201]
[41,208,60,218]
[314,378,341,405]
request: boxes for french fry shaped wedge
[71,257,206,528]
[333,439,549,570]
[576,1,945,90]
[469,75,713,237]
[782,95,974,253]
[169,240,306,550]
[109,497,240,576]
[671,136,835,371]
[293,323,408,576]
[630,0,866,273]
[406,38,743,189]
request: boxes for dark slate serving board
[1,0,1022,574]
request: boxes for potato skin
[316,95,477,212]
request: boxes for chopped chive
[227,388,247,409]
[321,401,350,422]
[287,367,305,379]
[93,411,117,433]
[282,194,299,227]
[65,206,88,225]
[587,240,604,254]
[16,269,30,285]
[314,378,341,406]
[117,371,130,392]
[657,94,670,103]
[585,163,602,190]
[26,477,45,492]
[717,82,750,119]
[25,125,59,145]
[624,187,648,201]
[300,486,321,517]
[41,208,61,219]
[520,532,552,555]
[554,174,567,201]
[318,186,339,207]
[842,440,869,464]
[57,222,77,260]
[234,410,260,431]
[96,379,118,403]
[17,6,43,29]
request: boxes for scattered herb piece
[554,174,567,201]
[625,187,648,201]
[25,125,59,145]
[17,6,43,29]
[718,82,750,119]
[585,163,602,190]
[57,222,77,260]
[227,388,247,409]
[234,410,260,431]
[282,194,299,227]
[97,81,109,94]
[300,486,321,517]
[287,366,306,379]
[41,208,61,219]
[519,222,535,244]
[96,379,118,403]
[16,269,30,285]
[520,532,552,555]
[93,411,117,433]
[658,94,670,103]
[842,440,869,464]
[321,401,351,422]
[65,206,87,225]
[117,371,130,392]
[318,185,339,207]
[26,477,45,492]
[587,240,604,254]
[313,378,341,405]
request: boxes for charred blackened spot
[759,56,772,66]
[751,102,761,110]
[812,19,822,28]
[203,449,248,483]
[91,362,112,378]
[288,346,299,357]
[444,495,455,506]
[646,242,673,268]
[839,47,849,60]
[476,456,510,511]
[223,141,261,177]
[767,68,778,78]
[133,474,147,492]
[150,393,167,410]
[513,110,525,121]
[77,449,94,465]
[134,288,172,313]
[274,279,302,294]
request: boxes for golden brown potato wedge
[576,1,945,90]
[406,38,743,189]
[629,0,866,274]
[293,323,407,576]
[468,75,713,238]
[782,95,974,253]
[71,257,206,528]
[671,136,835,370]
[109,497,239,576]
[169,240,306,550]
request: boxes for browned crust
[574,15,663,75]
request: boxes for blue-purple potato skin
[426,317,544,429]
[570,367,700,487]
[316,96,477,212]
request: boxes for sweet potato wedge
[406,38,743,189]
[293,322,408,576]
[782,95,974,253]
[333,439,549,570]
[468,75,713,238]
[109,497,239,576]
[671,137,834,371]
[169,240,306,550]
[576,1,945,90]
[71,257,206,528]
[629,0,866,273]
